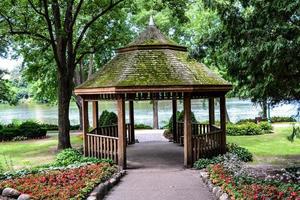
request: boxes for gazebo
[74,19,232,169]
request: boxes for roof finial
[149,15,155,26]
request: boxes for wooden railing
[175,122,223,161]
[175,122,211,144]
[86,134,118,163]
[89,123,134,144]
[192,130,222,162]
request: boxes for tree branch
[71,0,84,29]
[74,0,124,54]
[1,13,51,42]
[28,0,46,17]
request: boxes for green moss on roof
[77,49,230,89]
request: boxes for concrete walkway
[104,130,213,200]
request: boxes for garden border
[86,170,126,200]
[199,169,229,200]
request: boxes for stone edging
[199,170,229,200]
[86,170,126,200]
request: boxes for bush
[194,144,253,169]
[236,118,256,124]
[258,121,272,133]
[0,121,47,141]
[99,110,117,126]
[167,110,198,133]
[226,143,253,162]
[39,123,58,131]
[227,122,263,136]
[54,148,113,167]
[0,127,20,141]
[54,149,83,166]
[271,116,296,123]
[134,124,152,129]
[19,121,47,138]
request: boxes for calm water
[0,98,298,127]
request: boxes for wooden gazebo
[74,19,232,169]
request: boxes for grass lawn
[0,131,82,171]
[227,125,300,166]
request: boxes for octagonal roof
[75,19,232,95]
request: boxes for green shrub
[134,124,152,129]
[236,118,256,124]
[70,124,80,130]
[0,124,3,130]
[0,127,20,141]
[55,149,83,166]
[54,148,113,167]
[167,110,198,133]
[227,122,263,136]
[194,144,253,169]
[226,143,253,162]
[40,123,58,131]
[19,121,47,138]
[271,116,296,123]
[258,122,272,133]
[99,110,117,126]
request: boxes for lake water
[0,98,298,127]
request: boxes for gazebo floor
[105,137,214,200]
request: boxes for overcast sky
[0,57,22,72]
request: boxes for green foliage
[99,110,118,126]
[0,70,17,105]
[227,122,272,136]
[195,0,300,105]
[271,116,297,123]
[226,143,253,162]
[54,149,83,167]
[54,149,113,167]
[167,110,198,132]
[258,122,272,134]
[0,121,47,141]
[134,124,152,129]
[236,118,256,124]
[194,143,253,169]
[287,124,300,142]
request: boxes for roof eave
[74,85,232,95]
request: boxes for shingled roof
[75,19,231,94]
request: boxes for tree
[193,0,300,110]
[0,0,127,149]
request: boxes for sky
[0,57,22,72]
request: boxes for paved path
[105,130,213,200]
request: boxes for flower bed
[208,164,300,199]
[0,162,117,200]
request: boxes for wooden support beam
[129,100,135,144]
[82,101,89,156]
[209,98,215,126]
[92,101,99,129]
[220,96,226,154]
[184,93,192,168]
[172,99,177,143]
[117,95,126,169]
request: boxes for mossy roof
[76,24,231,91]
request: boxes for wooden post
[220,96,226,154]
[172,99,177,143]
[209,98,215,127]
[92,101,99,129]
[184,93,192,167]
[117,95,126,169]
[129,100,135,144]
[82,100,89,156]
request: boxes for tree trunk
[260,101,267,119]
[57,72,72,150]
[75,96,83,130]
[153,100,159,129]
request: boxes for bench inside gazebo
[74,18,232,169]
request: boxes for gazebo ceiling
[75,19,232,95]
